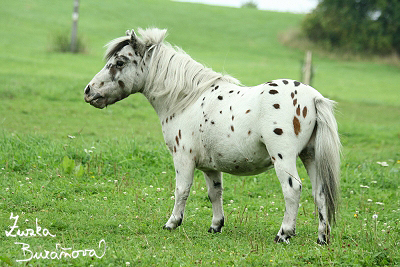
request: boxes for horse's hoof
[274,235,290,244]
[317,237,329,245]
[208,227,221,233]
[316,233,330,245]
[163,225,173,230]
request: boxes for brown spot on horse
[303,106,308,118]
[293,116,301,136]
[274,128,283,135]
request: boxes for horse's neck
[143,79,237,121]
[142,88,188,119]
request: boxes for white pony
[84,28,341,244]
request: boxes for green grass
[1,0,399,266]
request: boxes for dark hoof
[274,235,291,244]
[208,218,224,233]
[317,233,329,245]
[208,227,222,233]
[317,238,329,245]
[163,225,173,230]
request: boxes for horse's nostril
[85,85,91,95]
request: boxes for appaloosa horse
[84,28,341,244]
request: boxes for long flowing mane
[106,28,240,113]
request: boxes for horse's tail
[314,96,341,225]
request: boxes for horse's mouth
[90,98,107,109]
[85,93,107,109]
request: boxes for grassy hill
[0,0,399,266]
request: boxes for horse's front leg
[163,158,195,230]
[204,171,224,233]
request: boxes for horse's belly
[198,140,273,176]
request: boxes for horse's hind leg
[204,171,224,233]
[273,155,302,243]
[300,146,330,244]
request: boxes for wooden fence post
[302,50,313,85]
[70,0,80,53]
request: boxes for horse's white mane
[106,28,240,113]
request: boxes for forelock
[104,36,131,61]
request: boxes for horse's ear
[127,29,145,56]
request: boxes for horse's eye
[116,60,124,67]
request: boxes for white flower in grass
[230,200,234,203]
[68,135,76,139]
[170,196,175,200]
[371,181,377,184]
[372,214,378,220]
[157,188,161,192]
[126,262,130,266]
[103,197,107,200]
[376,162,389,167]
[360,185,370,188]
[367,199,373,202]
[149,185,153,188]
[375,202,384,205]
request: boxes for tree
[302,0,400,55]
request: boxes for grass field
[1,0,399,266]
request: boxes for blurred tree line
[302,0,400,55]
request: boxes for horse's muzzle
[84,85,106,108]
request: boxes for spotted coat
[84,28,341,245]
